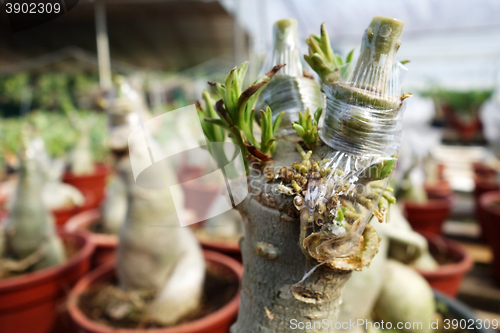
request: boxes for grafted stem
[352,16,405,94]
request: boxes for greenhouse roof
[223,0,500,91]
[0,0,245,73]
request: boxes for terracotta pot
[404,199,452,236]
[473,177,499,241]
[479,191,500,285]
[65,209,118,269]
[442,104,481,142]
[198,237,242,262]
[424,180,453,200]
[415,233,473,297]
[0,232,94,333]
[178,167,221,222]
[63,164,109,209]
[52,190,96,227]
[68,250,242,333]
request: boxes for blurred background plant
[422,89,493,117]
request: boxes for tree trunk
[231,135,380,332]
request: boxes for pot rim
[416,233,474,278]
[67,250,243,333]
[0,232,95,291]
[65,209,119,247]
[63,164,109,181]
[404,198,452,209]
[198,236,241,254]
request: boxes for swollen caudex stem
[2,136,66,273]
[352,17,404,96]
[100,176,127,234]
[68,110,96,176]
[115,134,205,325]
[100,80,150,235]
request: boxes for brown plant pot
[415,233,473,297]
[67,250,242,333]
[479,191,500,285]
[63,164,109,209]
[424,180,453,200]
[0,232,94,333]
[404,199,452,236]
[65,209,118,269]
[52,190,96,227]
[474,177,499,241]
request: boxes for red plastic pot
[52,190,96,227]
[63,164,109,210]
[68,250,242,333]
[0,232,94,333]
[479,191,500,285]
[473,177,499,241]
[404,199,452,236]
[415,233,473,297]
[65,209,118,269]
[424,180,453,200]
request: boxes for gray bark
[233,195,351,332]
[3,145,66,271]
[231,135,379,333]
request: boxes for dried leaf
[244,143,273,161]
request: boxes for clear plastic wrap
[300,61,408,262]
[255,19,323,132]
[321,62,407,156]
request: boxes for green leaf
[320,23,334,63]
[314,107,323,124]
[345,50,354,64]
[292,123,305,137]
[335,54,343,67]
[272,111,285,136]
[309,37,325,59]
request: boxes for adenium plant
[199,16,408,333]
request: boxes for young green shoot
[205,62,285,162]
[292,107,323,145]
[260,107,284,156]
[304,23,354,84]
[196,90,226,143]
